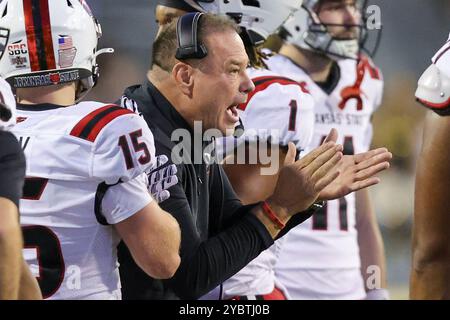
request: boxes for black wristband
[275,201,325,240]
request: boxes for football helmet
[281,0,381,60]
[0,0,113,99]
[415,35,450,116]
[183,0,303,45]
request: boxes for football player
[269,0,389,300]
[0,75,42,300]
[0,0,180,299]
[411,33,450,299]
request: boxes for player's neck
[17,83,76,106]
[279,44,333,83]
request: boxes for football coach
[117,13,386,300]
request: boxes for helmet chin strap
[325,38,359,60]
[75,47,114,102]
[303,29,360,61]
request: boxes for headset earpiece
[175,12,208,60]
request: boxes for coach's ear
[172,62,194,98]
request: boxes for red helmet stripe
[23,0,56,72]
[39,0,56,70]
[23,0,39,71]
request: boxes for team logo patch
[49,73,61,84]
[11,55,28,68]
[58,35,77,68]
[8,40,29,69]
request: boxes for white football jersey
[0,77,16,131]
[12,101,156,300]
[221,67,315,299]
[268,54,383,298]
[218,68,314,159]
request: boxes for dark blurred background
[86,0,450,299]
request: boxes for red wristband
[262,201,286,230]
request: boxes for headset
[175,12,208,60]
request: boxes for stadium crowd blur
[87,0,450,299]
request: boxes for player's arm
[355,188,388,299]
[115,199,181,279]
[0,198,22,300]
[410,112,450,299]
[0,132,41,300]
[91,111,181,279]
[18,259,42,300]
[223,143,287,205]
[223,82,315,205]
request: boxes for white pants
[278,268,366,300]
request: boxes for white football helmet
[184,0,303,45]
[0,0,113,98]
[281,0,379,60]
[415,35,450,116]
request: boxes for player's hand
[148,155,178,203]
[267,128,343,217]
[318,147,392,201]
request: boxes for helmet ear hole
[2,5,7,18]
[66,0,73,8]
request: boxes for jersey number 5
[21,178,64,299]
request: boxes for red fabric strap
[262,201,285,230]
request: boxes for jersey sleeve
[91,111,156,185]
[101,173,152,224]
[364,56,384,112]
[239,79,315,152]
[373,69,384,112]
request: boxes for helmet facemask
[285,0,381,60]
[190,0,303,68]
[0,27,9,61]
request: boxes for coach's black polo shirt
[117,80,275,300]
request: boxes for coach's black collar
[146,80,193,136]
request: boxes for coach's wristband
[262,201,286,230]
[365,289,390,300]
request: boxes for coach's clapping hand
[266,128,343,219]
[317,146,392,201]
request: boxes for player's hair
[151,13,240,73]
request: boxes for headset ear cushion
[175,12,208,60]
